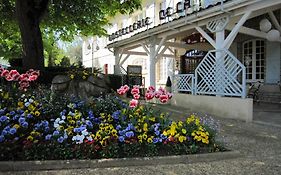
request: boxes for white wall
[171,93,253,122]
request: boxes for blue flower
[9,111,16,115]
[112,110,121,120]
[118,130,125,136]
[125,131,134,138]
[0,109,5,115]
[0,135,5,142]
[18,117,25,123]
[27,114,33,119]
[0,116,8,122]
[12,114,19,121]
[153,137,159,144]
[57,136,64,143]
[118,136,125,142]
[9,128,17,135]
[86,120,93,128]
[21,122,28,128]
[155,130,160,136]
[116,125,122,130]
[45,134,52,140]
[53,130,60,136]
[2,130,8,136]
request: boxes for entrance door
[243,39,266,83]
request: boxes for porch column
[216,30,225,96]
[114,48,122,74]
[148,39,156,87]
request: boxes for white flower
[61,115,66,120]
[58,120,65,124]
[86,136,93,142]
[29,98,34,103]
[54,123,59,128]
[55,118,60,123]
[81,129,88,136]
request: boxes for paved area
[1,102,281,175]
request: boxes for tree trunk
[15,0,48,70]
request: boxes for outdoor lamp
[259,18,272,32]
[266,29,280,42]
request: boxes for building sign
[159,0,225,20]
[109,17,151,41]
[108,0,226,41]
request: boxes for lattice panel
[195,49,246,98]
[207,16,229,33]
[173,74,194,93]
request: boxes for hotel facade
[82,0,281,122]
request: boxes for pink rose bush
[0,65,40,91]
[117,84,173,108]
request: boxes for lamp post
[89,38,99,73]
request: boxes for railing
[194,49,246,98]
[173,74,194,93]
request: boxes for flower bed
[0,66,225,161]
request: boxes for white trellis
[173,74,194,93]
[194,49,246,98]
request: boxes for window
[243,39,266,82]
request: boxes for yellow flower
[147,138,153,143]
[59,125,64,131]
[70,74,74,79]
[178,136,187,143]
[82,75,87,79]
[163,130,168,136]
[13,124,20,129]
[138,135,143,140]
[149,117,155,122]
[191,132,195,136]
[142,133,148,140]
[18,101,24,109]
[28,104,36,111]
[67,116,72,121]
[34,111,40,116]
[143,123,148,132]
[181,129,187,134]
[27,136,34,141]
[178,121,183,127]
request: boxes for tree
[0,0,141,70]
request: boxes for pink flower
[167,92,173,99]
[159,94,169,103]
[145,91,154,100]
[28,75,38,81]
[148,86,155,92]
[154,91,161,98]
[1,69,9,77]
[9,70,20,81]
[5,75,13,81]
[117,88,126,95]
[129,99,138,108]
[19,74,29,81]
[31,70,40,77]
[131,87,140,95]
[123,85,129,92]
[133,94,140,100]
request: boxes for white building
[83,0,281,122]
